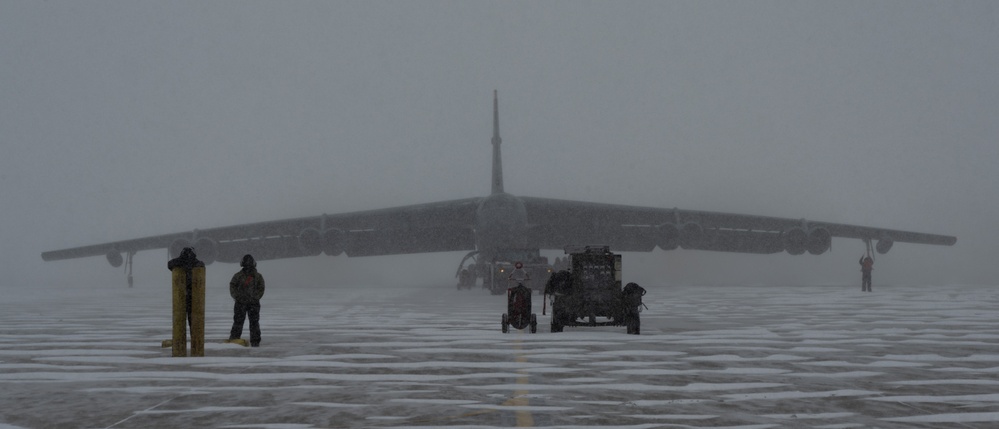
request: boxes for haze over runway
[1,2,997,426]
[1,1,995,289]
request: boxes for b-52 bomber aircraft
[42,91,956,291]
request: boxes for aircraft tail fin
[491,90,504,195]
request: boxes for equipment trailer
[545,245,646,334]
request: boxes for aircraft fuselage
[475,192,529,254]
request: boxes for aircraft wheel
[459,269,474,289]
[502,313,509,333]
[550,311,563,333]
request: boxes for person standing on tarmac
[167,247,204,330]
[860,255,874,292]
[229,254,265,347]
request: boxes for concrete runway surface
[1,280,997,428]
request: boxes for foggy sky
[2,1,996,290]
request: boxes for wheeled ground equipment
[545,245,646,335]
[502,283,537,333]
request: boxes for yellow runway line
[409,335,536,426]
[502,337,535,427]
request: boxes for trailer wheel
[550,311,563,333]
[626,313,640,335]
[502,313,509,333]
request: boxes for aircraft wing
[41,198,481,265]
[520,197,956,255]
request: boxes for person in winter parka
[859,255,874,292]
[229,254,265,347]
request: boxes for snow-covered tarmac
[1,280,997,428]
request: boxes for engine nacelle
[807,227,832,255]
[876,235,894,254]
[193,237,218,265]
[656,223,680,251]
[169,239,192,259]
[782,227,808,255]
[679,222,704,249]
[106,250,123,268]
[322,229,345,256]
[298,228,323,256]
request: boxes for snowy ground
[1,280,997,429]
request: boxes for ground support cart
[502,283,537,333]
[545,245,646,335]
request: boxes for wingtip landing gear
[125,251,135,288]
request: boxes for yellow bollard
[171,268,187,357]
[170,267,207,357]
[190,266,206,357]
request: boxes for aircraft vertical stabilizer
[491,90,503,195]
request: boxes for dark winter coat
[859,257,874,273]
[167,247,205,295]
[168,247,205,272]
[230,268,265,304]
